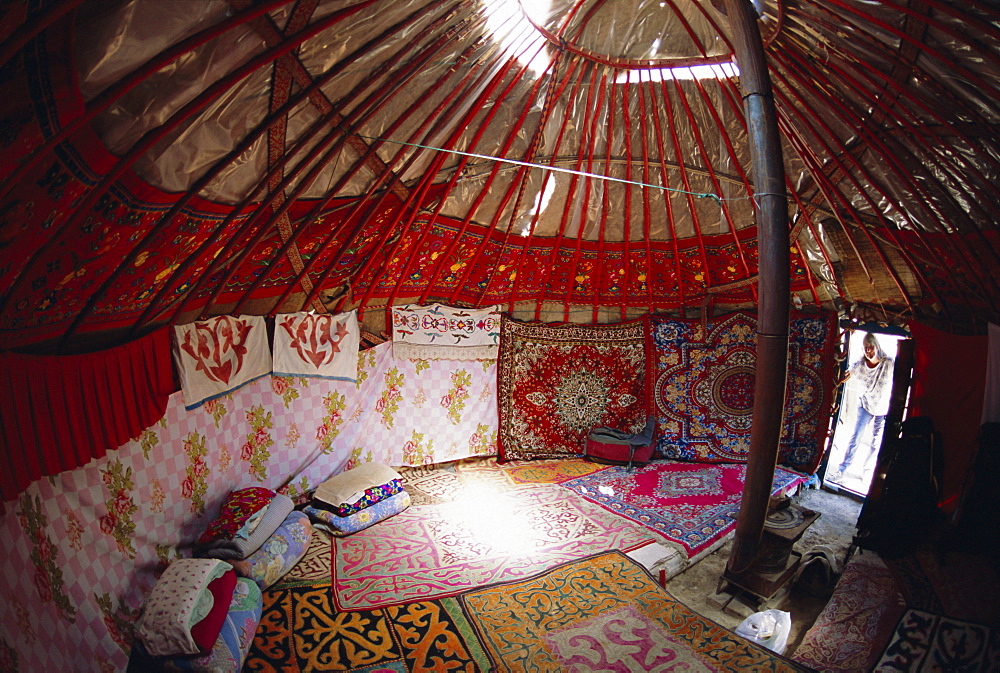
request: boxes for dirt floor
[663,484,863,657]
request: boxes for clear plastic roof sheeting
[1,0,998,351]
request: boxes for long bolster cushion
[229,510,313,590]
[304,490,410,536]
[198,492,294,560]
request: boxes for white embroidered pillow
[313,463,402,508]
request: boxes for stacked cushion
[305,490,411,536]
[305,463,410,535]
[135,558,234,657]
[198,491,294,560]
[196,489,311,590]
[229,511,313,589]
[312,462,403,512]
[128,576,262,673]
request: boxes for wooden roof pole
[722,0,790,576]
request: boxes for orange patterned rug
[460,550,809,672]
[247,582,490,671]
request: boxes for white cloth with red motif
[172,314,271,410]
[272,311,359,381]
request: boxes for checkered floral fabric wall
[0,342,498,671]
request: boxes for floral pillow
[198,487,275,546]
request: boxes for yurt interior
[1,1,999,671]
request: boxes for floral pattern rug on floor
[561,460,809,558]
[332,483,656,611]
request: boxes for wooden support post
[723,0,791,576]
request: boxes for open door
[823,327,912,497]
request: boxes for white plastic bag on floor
[735,609,791,655]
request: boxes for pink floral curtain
[0,328,176,501]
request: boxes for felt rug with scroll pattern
[332,483,655,611]
[246,582,491,672]
[400,456,608,506]
[497,315,647,461]
[460,550,810,672]
[873,608,999,672]
[646,310,837,473]
[561,460,808,557]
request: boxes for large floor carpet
[561,460,808,557]
[461,550,808,672]
[248,456,818,669]
[332,483,656,610]
[247,551,810,673]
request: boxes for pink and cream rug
[332,483,656,610]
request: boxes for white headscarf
[850,333,894,416]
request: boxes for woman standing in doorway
[831,332,895,479]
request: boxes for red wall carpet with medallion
[497,315,647,462]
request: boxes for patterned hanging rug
[645,310,838,474]
[460,550,810,672]
[562,460,808,558]
[497,316,647,461]
[331,483,655,610]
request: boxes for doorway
[823,328,909,497]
